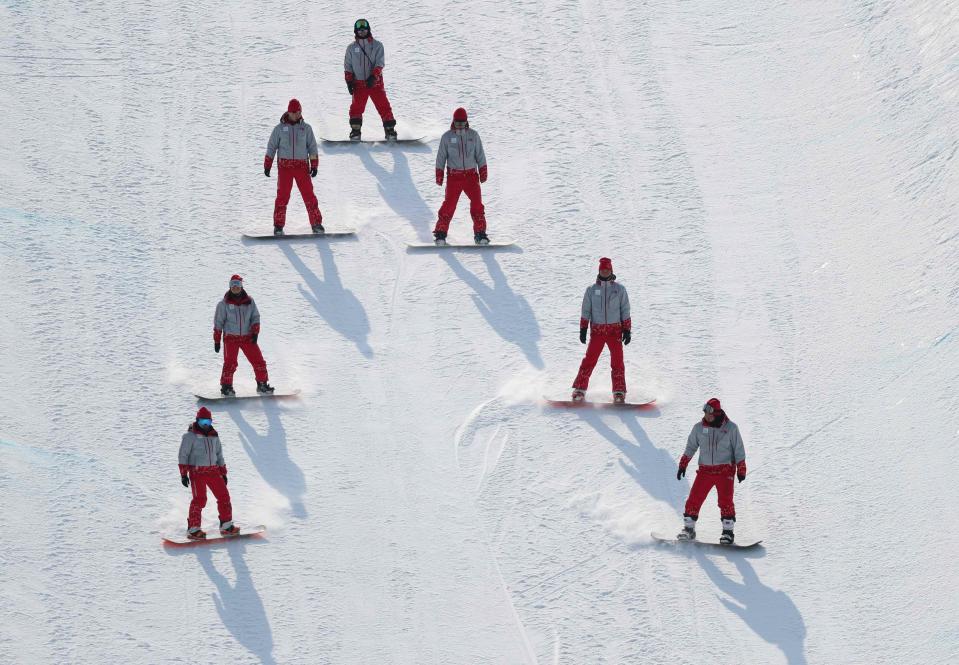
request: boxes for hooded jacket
[682,414,746,471]
[213,290,261,341]
[436,126,487,172]
[580,276,631,331]
[265,113,318,164]
[344,36,385,81]
[178,423,227,476]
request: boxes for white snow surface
[2,1,958,663]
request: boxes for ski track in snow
[2,0,959,663]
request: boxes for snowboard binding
[187,528,207,540]
[220,384,236,397]
[433,231,448,246]
[256,381,275,394]
[570,389,586,402]
[474,232,490,245]
[613,391,626,404]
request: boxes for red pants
[221,335,268,384]
[348,81,394,121]
[572,331,626,392]
[434,170,486,234]
[188,471,232,529]
[684,468,736,519]
[274,161,322,229]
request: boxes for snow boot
[719,517,735,545]
[677,515,697,541]
[273,225,284,236]
[220,384,236,396]
[311,223,326,234]
[187,527,206,540]
[349,117,362,141]
[256,381,275,394]
[474,232,490,245]
[433,231,448,246]
[384,119,397,141]
[571,388,586,402]
[220,521,240,537]
[613,391,626,404]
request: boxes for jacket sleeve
[216,441,226,469]
[731,424,745,464]
[683,425,700,460]
[266,126,280,161]
[620,285,631,330]
[178,432,193,475]
[435,134,448,171]
[374,41,385,69]
[213,300,225,342]
[580,287,592,328]
[344,44,354,75]
[474,132,487,168]
[307,126,318,159]
[249,300,261,335]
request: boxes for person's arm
[213,301,225,350]
[620,286,631,330]
[475,132,488,182]
[307,126,318,175]
[264,126,279,175]
[435,135,448,185]
[677,426,699,479]
[732,425,746,480]
[249,300,261,342]
[178,432,193,478]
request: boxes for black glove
[738,472,746,484]
[346,80,355,95]
[251,333,258,345]
[622,329,631,345]
[310,167,318,178]
[214,341,220,353]
[222,475,228,486]
[366,74,376,88]
[181,475,190,488]
[264,166,271,177]
[579,328,588,344]
[676,466,686,480]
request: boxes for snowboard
[195,389,301,401]
[320,136,426,144]
[544,396,656,409]
[407,239,515,249]
[244,230,355,240]
[651,532,762,550]
[163,524,267,546]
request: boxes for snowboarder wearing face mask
[178,407,239,540]
[264,98,322,235]
[571,257,631,402]
[675,398,748,545]
[213,275,274,396]
[344,18,397,141]
[433,107,489,245]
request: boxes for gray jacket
[436,128,487,172]
[179,425,226,473]
[684,418,746,467]
[214,291,260,338]
[580,278,631,328]
[266,116,318,163]
[344,38,385,81]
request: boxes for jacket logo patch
[354,47,361,52]
[450,137,458,143]
[595,290,601,295]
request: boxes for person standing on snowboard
[675,398,747,545]
[213,275,275,396]
[178,407,240,540]
[571,257,631,402]
[264,98,323,236]
[344,18,397,141]
[433,107,489,245]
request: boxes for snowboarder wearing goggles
[178,407,240,540]
[570,257,631,401]
[264,98,323,235]
[433,107,489,245]
[675,398,747,544]
[344,19,397,141]
[213,275,274,396]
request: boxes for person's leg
[368,84,395,122]
[434,176,465,235]
[239,338,269,383]
[684,471,718,518]
[206,474,233,527]
[220,337,240,386]
[273,166,295,228]
[462,173,486,233]
[608,334,626,393]
[572,333,606,390]
[187,474,209,530]
[293,166,322,226]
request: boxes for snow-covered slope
[2,1,957,663]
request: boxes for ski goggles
[702,403,716,414]
[453,120,468,128]
[229,280,243,287]
[354,20,369,31]
[197,418,212,427]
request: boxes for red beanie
[230,274,243,283]
[705,398,722,413]
[453,107,468,121]
[288,98,302,113]
[599,257,613,271]
[196,407,212,420]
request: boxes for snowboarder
[433,107,489,245]
[213,275,275,396]
[571,257,631,402]
[675,398,747,544]
[178,407,240,540]
[264,98,322,236]
[344,18,397,141]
